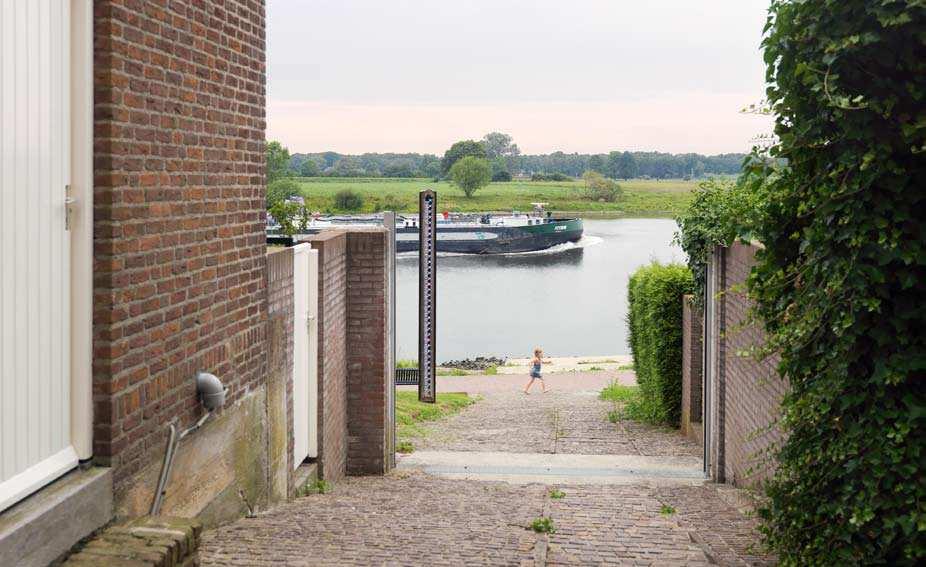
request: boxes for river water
[395,218,685,362]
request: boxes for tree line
[271,135,746,182]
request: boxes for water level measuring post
[418,190,437,403]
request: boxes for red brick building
[0,2,393,565]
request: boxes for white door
[292,245,319,467]
[0,0,79,512]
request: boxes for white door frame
[70,0,93,462]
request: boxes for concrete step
[397,451,707,486]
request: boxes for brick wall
[346,230,391,475]
[681,295,703,444]
[701,242,787,487]
[91,0,268,498]
[303,232,349,481]
[266,248,295,497]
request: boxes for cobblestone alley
[200,372,774,566]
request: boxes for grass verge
[396,391,476,440]
[293,177,697,216]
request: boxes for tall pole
[418,190,437,403]
[383,211,397,465]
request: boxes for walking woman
[524,347,550,394]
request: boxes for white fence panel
[292,245,319,466]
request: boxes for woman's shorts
[530,372,542,379]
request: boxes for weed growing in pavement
[298,479,332,496]
[531,517,556,533]
[549,489,566,499]
[660,504,676,516]
[587,366,605,371]
[397,441,414,454]
[607,407,625,424]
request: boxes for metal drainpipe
[149,411,212,516]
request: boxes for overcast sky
[267,0,774,155]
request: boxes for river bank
[294,177,698,217]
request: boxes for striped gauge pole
[418,189,437,403]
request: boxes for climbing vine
[749,1,926,564]
[674,175,766,305]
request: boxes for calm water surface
[396,218,684,362]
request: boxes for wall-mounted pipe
[149,372,227,515]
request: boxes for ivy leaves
[751,1,926,564]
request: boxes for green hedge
[626,262,693,426]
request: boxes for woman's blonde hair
[534,347,543,356]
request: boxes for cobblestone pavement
[200,473,774,566]
[200,374,773,566]
[408,374,701,458]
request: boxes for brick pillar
[303,232,348,481]
[681,295,703,445]
[346,229,392,475]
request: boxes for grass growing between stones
[530,517,556,533]
[599,381,666,425]
[396,391,476,440]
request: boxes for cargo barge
[268,204,583,255]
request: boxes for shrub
[750,2,926,563]
[626,262,693,426]
[266,178,301,209]
[581,171,622,202]
[491,170,512,182]
[530,172,572,182]
[333,189,364,211]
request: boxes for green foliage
[599,381,658,424]
[266,140,291,184]
[749,2,926,563]
[290,177,696,215]
[268,201,302,236]
[549,489,566,500]
[530,517,556,534]
[626,262,693,426]
[267,178,302,209]
[491,169,512,182]
[674,177,765,305]
[599,382,640,404]
[531,172,572,182]
[396,359,417,369]
[396,441,414,454]
[581,171,622,202]
[436,368,468,376]
[660,504,676,516]
[449,156,492,198]
[395,391,475,440]
[299,159,319,177]
[484,365,498,376]
[333,189,364,211]
[298,478,332,496]
[440,139,487,175]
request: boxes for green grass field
[291,177,699,217]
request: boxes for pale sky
[267,0,774,155]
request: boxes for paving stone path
[201,474,772,566]
[407,377,701,457]
[200,372,774,566]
